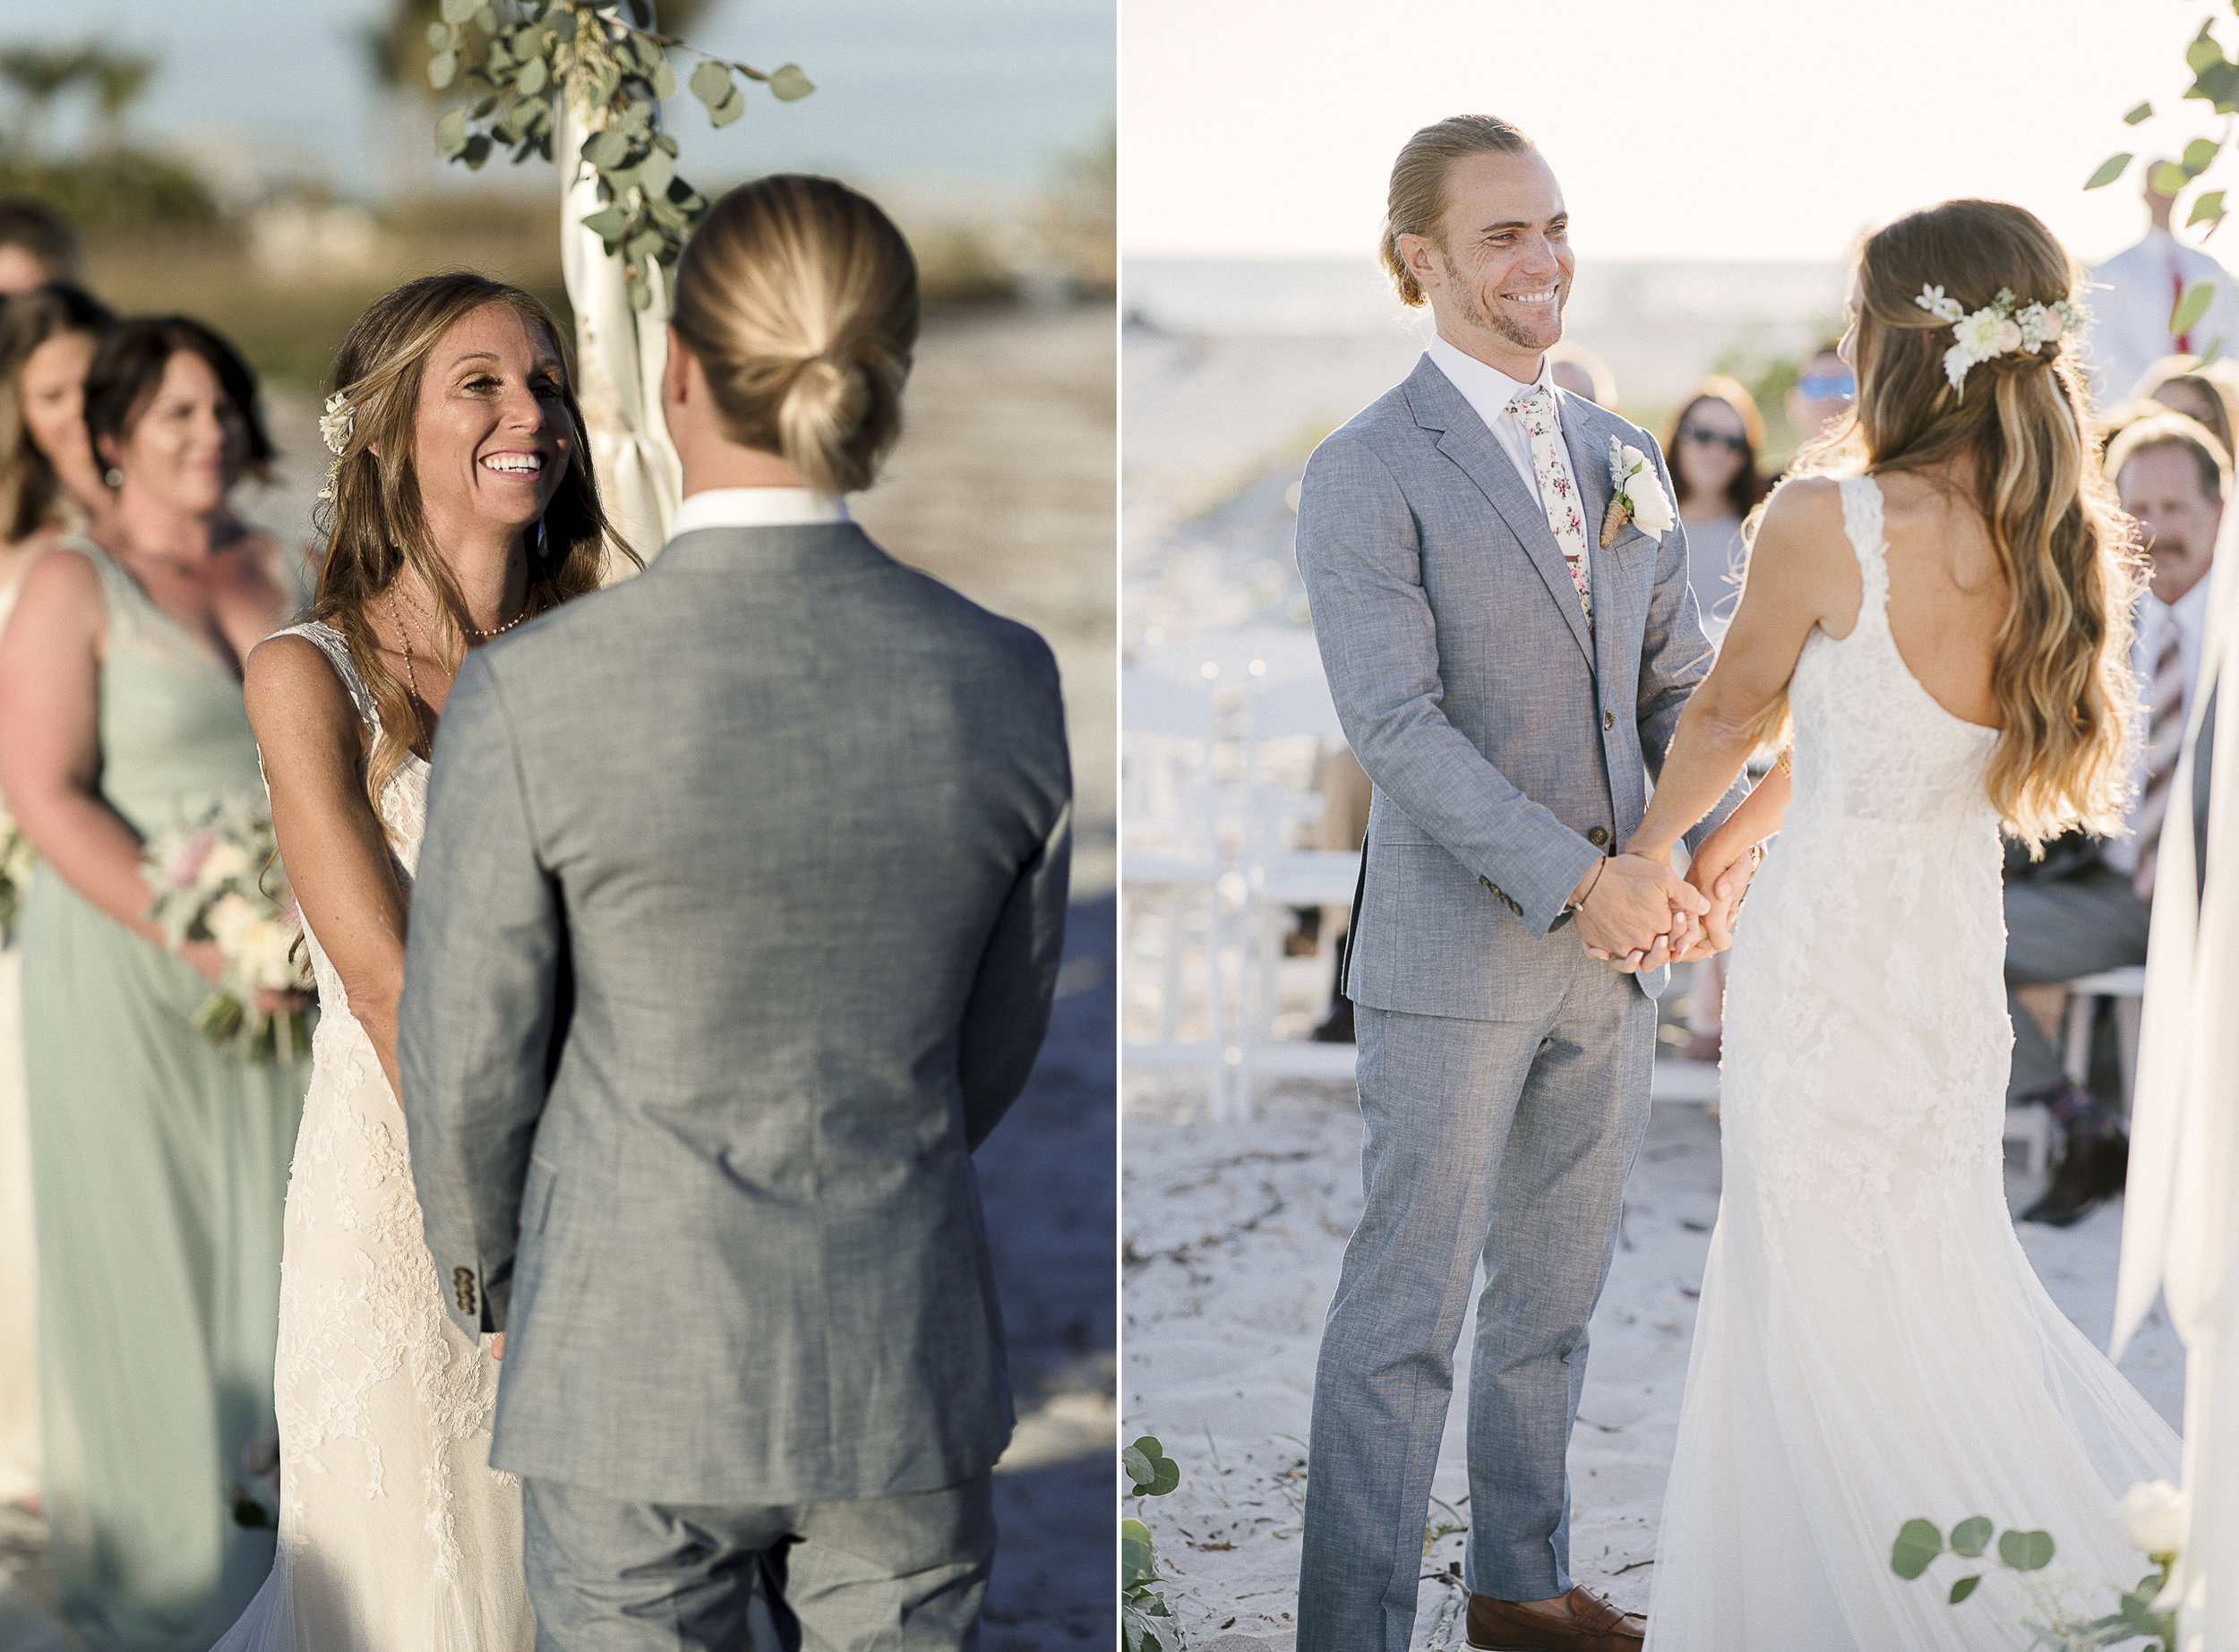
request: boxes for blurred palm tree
[90,50,158,154]
[0,43,97,156]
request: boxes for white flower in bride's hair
[1916,285,1966,323]
[319,391,354,458]
[1953,308,2009,360]
[2118,1480,2189,1559]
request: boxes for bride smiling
[212,271,630,1650]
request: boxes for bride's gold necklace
[395,583,528,641]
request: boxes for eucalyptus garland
[427,0,813,310]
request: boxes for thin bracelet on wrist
[1566,856,1608,914]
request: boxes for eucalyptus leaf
[1997,1528,2056,1572]
[768,63,814,101]
[516,54,547,96]
[434,106,469,158]
[2154,160,2192,195]
[2190,31,2227,75]
[640,146,674,196]
[461,133,493,170]
[1948,1575,1980,1605]
[428,49,459,90]
[708,84,746,127]
[1950,1516,1993,1558]
[486,38,513,71]
[620,100,653,136]
[2192,188,2227,227]
[425,21,455,49]
[646,194,686,228]
[627,227,665,261]
[548,7,576,40]
[2184,135,2220,175]
[581,204,631,242]
[2175,278,2219,337]
[441,0,478,23]
[583,128,631,168]
[654,132,679,156]
[2126,100,2155,124]
[628,273,653,311]
[651,59,676,99]
[2086,152,2133,190]
[474,4,496,32]
[1891,1519,1943,1580]
[689,58,731,106]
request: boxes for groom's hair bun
[1381,115,1533,308]
[673,175,920,496]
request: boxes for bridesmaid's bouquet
[142,800,315,1062]
[0,805,34,942]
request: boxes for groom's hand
[1573,853,1709,971]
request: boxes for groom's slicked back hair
[1379,115,1534,307]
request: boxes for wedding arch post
[424,0,814,569]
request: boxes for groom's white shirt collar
[670,487,850,536]
[1422,332,1583,510]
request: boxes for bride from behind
[214,271,627,1650]
[1624,200,2179,1648]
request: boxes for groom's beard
[1439,253,1566,356]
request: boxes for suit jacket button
[1603,711,1617,730]
[453,1266,476,1314]
[1480,875,1494,892]
[1588,826,1609,846]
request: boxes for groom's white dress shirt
[669,487,850,535]
[1424,332,1591,586]
[2105,569,2216,876]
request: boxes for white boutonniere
[1602,439,1675,546]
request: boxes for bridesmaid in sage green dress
[0,316,312,1650]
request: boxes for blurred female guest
[211,271,625,1651]
[1665,375,1769,645]
[0,317,313,1649]
[0,279,111,1517]
[2133,353,2239,458]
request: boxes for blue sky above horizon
[0,0,1112,204]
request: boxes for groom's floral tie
[1509,385,1593,626]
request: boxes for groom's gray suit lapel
[1405,356,1595,671]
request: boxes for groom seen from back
[1292,116,1739,1652]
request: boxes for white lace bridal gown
[1646,478,2181,1649]
[214,621,532,1651]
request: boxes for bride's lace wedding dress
[214,622,532,1651]
[1646,478,2181,1648]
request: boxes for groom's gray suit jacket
[396,523,1071,1506]
[1300,356,1733,1017]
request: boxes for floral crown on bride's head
[1913,285,2078,396]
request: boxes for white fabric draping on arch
[2115,497,2239,1650]
[557,87,682,574]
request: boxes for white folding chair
[2062,964,2148,1108]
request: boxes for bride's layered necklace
[386,582,528,708]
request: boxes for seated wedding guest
[0,315,313,1647]
[1786,339,1854,449]
[2008,408,2225,1226]
[0,279,111,1518]
[2134,353,2239,458]
[1548,340,1615,407]
[2089,164,2239,406]
[0,201,80,298]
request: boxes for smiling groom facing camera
[1291,116,1739,1652]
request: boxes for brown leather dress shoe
[1467,1587,1646,1650]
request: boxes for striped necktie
[2133,624,2185,902]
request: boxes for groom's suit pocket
[1350,838,1580,1025]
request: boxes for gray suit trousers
[2003,864,2150,1101]
[520,1474,994,1652]
[1297,954,1656,1652]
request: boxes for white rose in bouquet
[197,840,253,893]
[2118,1479,2188,1560]
[142,800,314,1061]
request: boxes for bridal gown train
[1645,477,2182,1649]
[213,621,533,1651]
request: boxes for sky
[0,0,1114,202]
[1121,0,2221,266]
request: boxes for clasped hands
[1571,834,1760,974]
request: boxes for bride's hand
[255,988,312,1016]
[178,938,228,985]
[489,1333,504,1363]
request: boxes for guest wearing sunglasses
[1663,375,1768,646]
[1787,340,1856,447]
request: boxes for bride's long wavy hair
[310,272,635,811]
[1762,199,2142,851]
